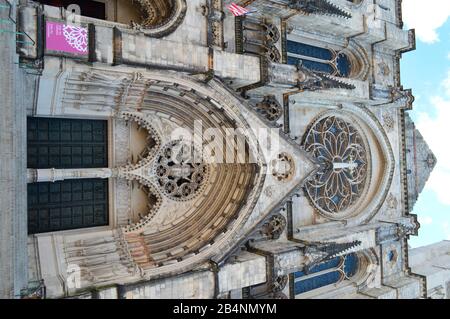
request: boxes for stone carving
[391,86,415,109]
[238,17,281,62]
[264,185,275,198]
[426,153,437,169]
[271,275,288,292]
[64,235,137,287]
[262,214,287,240]
[255,95,283,122]
[154,140,209,201]
[271,153,295,182]
[396,223,416,239]
[117,112,162,170]
[297,63,355,91]
[383,113,395,133]
[386,193,398,210]
[303,240,362,273]
[263,22,280,44]
[288,0,352,18]
[379,62,391,76]
[129,0,188,38]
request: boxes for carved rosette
[153,140,209,201]
[262,214,287,240]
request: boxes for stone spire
[288,0,352,19]
[404,113,437,210]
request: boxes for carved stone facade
[0,0,444,299]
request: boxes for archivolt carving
[121,182,163,233]
[116,111,162,170]
[57,67,271,285]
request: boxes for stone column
[27,168,115,183]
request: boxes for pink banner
[46,21,88,55]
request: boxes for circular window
[303,116,369,217]
[154,140,209,201]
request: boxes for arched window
[286,40,351,77]
[293,253,359,295]
[35,0,187,38]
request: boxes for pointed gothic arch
[293,249,378,298]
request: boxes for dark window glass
[287,41,333,60]
[286,41,351,77]
[337,53,351,77]
[36,1,106,20]
[28,179,108,234]
[295,270,341,294]
[27,117,108,169]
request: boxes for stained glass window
[302,116,368,216]
[286,40,351,77]
[294,253,360,295]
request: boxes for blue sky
[401,0,450,247]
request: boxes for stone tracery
[154,140,209,201]
[303,116,369,216]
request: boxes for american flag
[227,2,251,17]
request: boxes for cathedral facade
[0,0,447,299]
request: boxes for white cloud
[402,0,450,43]
[415,72,450,206]
[419,215,433,225]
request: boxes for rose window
[303,116,368,216]
[154,141,208,201]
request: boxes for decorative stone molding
[116,111,162,170]
[153,140,210,201]
[254,95,283,122]
[386,193,398,211]
[303,240,362,273]
[383,113,395,133]
[271,275,288,292]
[391,86,415,109]
[271,153,295,182]
[262,214,287,240]
[287,0,352,18]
